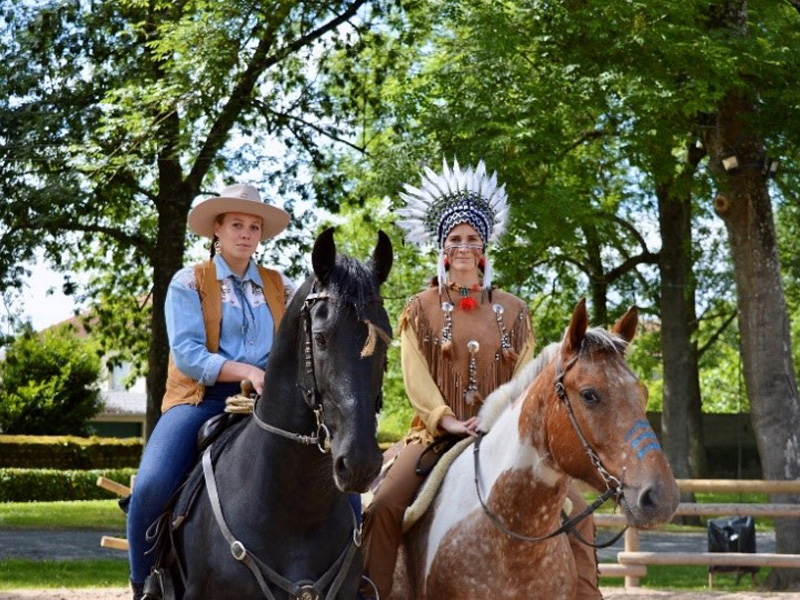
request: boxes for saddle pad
[401,436,475,533]
[171,417,248,529]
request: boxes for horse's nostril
[639,485,656,513]
[334,456,349,479]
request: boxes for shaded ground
[1,588,799,599]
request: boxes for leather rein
[473,352,627,548]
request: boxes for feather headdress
[396,158,509,291]
[396,158,508,248]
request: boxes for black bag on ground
[708,515,756,554]
[707,515,758,579]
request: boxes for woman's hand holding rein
[218,360,265,396]
[438,414,481,438]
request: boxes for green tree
[0,0,396,436]
[0,325,102,435]
[333,0,800,582]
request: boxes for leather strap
[202,446,360,599]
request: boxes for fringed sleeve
[401,326,455,440]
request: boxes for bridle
[251,280,387,454]
[202,280,388,600]
[473,349,627,548]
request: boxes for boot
[131,580,145,600]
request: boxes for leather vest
[161,261,285,413]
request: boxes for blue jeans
[126,383,236,583]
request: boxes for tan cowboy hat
[188,183,290,241]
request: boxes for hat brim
[188,197,290,241]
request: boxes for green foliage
[776,195,800,376]
[0,435,142,469]
[0,0,403,400]
[0,326,103,435]
[0,468,137,502]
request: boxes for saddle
[401,436,475,532]
[365,435,476,533]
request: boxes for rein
[473,352,627,548]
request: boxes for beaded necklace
[438,284,517,406]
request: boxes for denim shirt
[165,254,293,385]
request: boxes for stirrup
[143,568,175,600]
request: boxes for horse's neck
[236,388,341,515]
[478,386,569,527]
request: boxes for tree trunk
[582,224,608,326]
[145,181,194,439]
[703,91,800,589]
[656,174,706,483]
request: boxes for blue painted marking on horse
[630,431,658,448]
[636,443,662,459]
[624,420,651,441]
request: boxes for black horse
[168,228,392,599]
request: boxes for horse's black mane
[280,253,389,343]
[323,254,382,310]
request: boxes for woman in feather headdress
[359,160,601,599]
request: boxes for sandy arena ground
[1,588,799,599]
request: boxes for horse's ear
[612,305,638,343]
[312,227,336,283]
[371,230,393,286]
[563,298,589,355]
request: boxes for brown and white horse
[393,299,679,599]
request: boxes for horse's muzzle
[333,449,382,493]
[622,477,680,528]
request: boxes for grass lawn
[0,500,126,530]
[0,559,129,590]
[0,495,781,591]
[602,564,767,592]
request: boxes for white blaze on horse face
[423,401,559,578]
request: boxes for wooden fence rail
[596,479,800,588]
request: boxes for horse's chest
[425,512,576,599]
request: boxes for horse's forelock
[326,254,380,310]
[581,328,629,357]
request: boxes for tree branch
[45,221,152,258]
[254,101,368,154]
[697,311,737,358]
[603,250,660,284]
[597,212,653,255]
[187,0,369,188]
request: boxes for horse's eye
[580,389,600,406]
[313,332,327,348]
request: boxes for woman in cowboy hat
[126,184,293,599]
[360,160,601,599]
